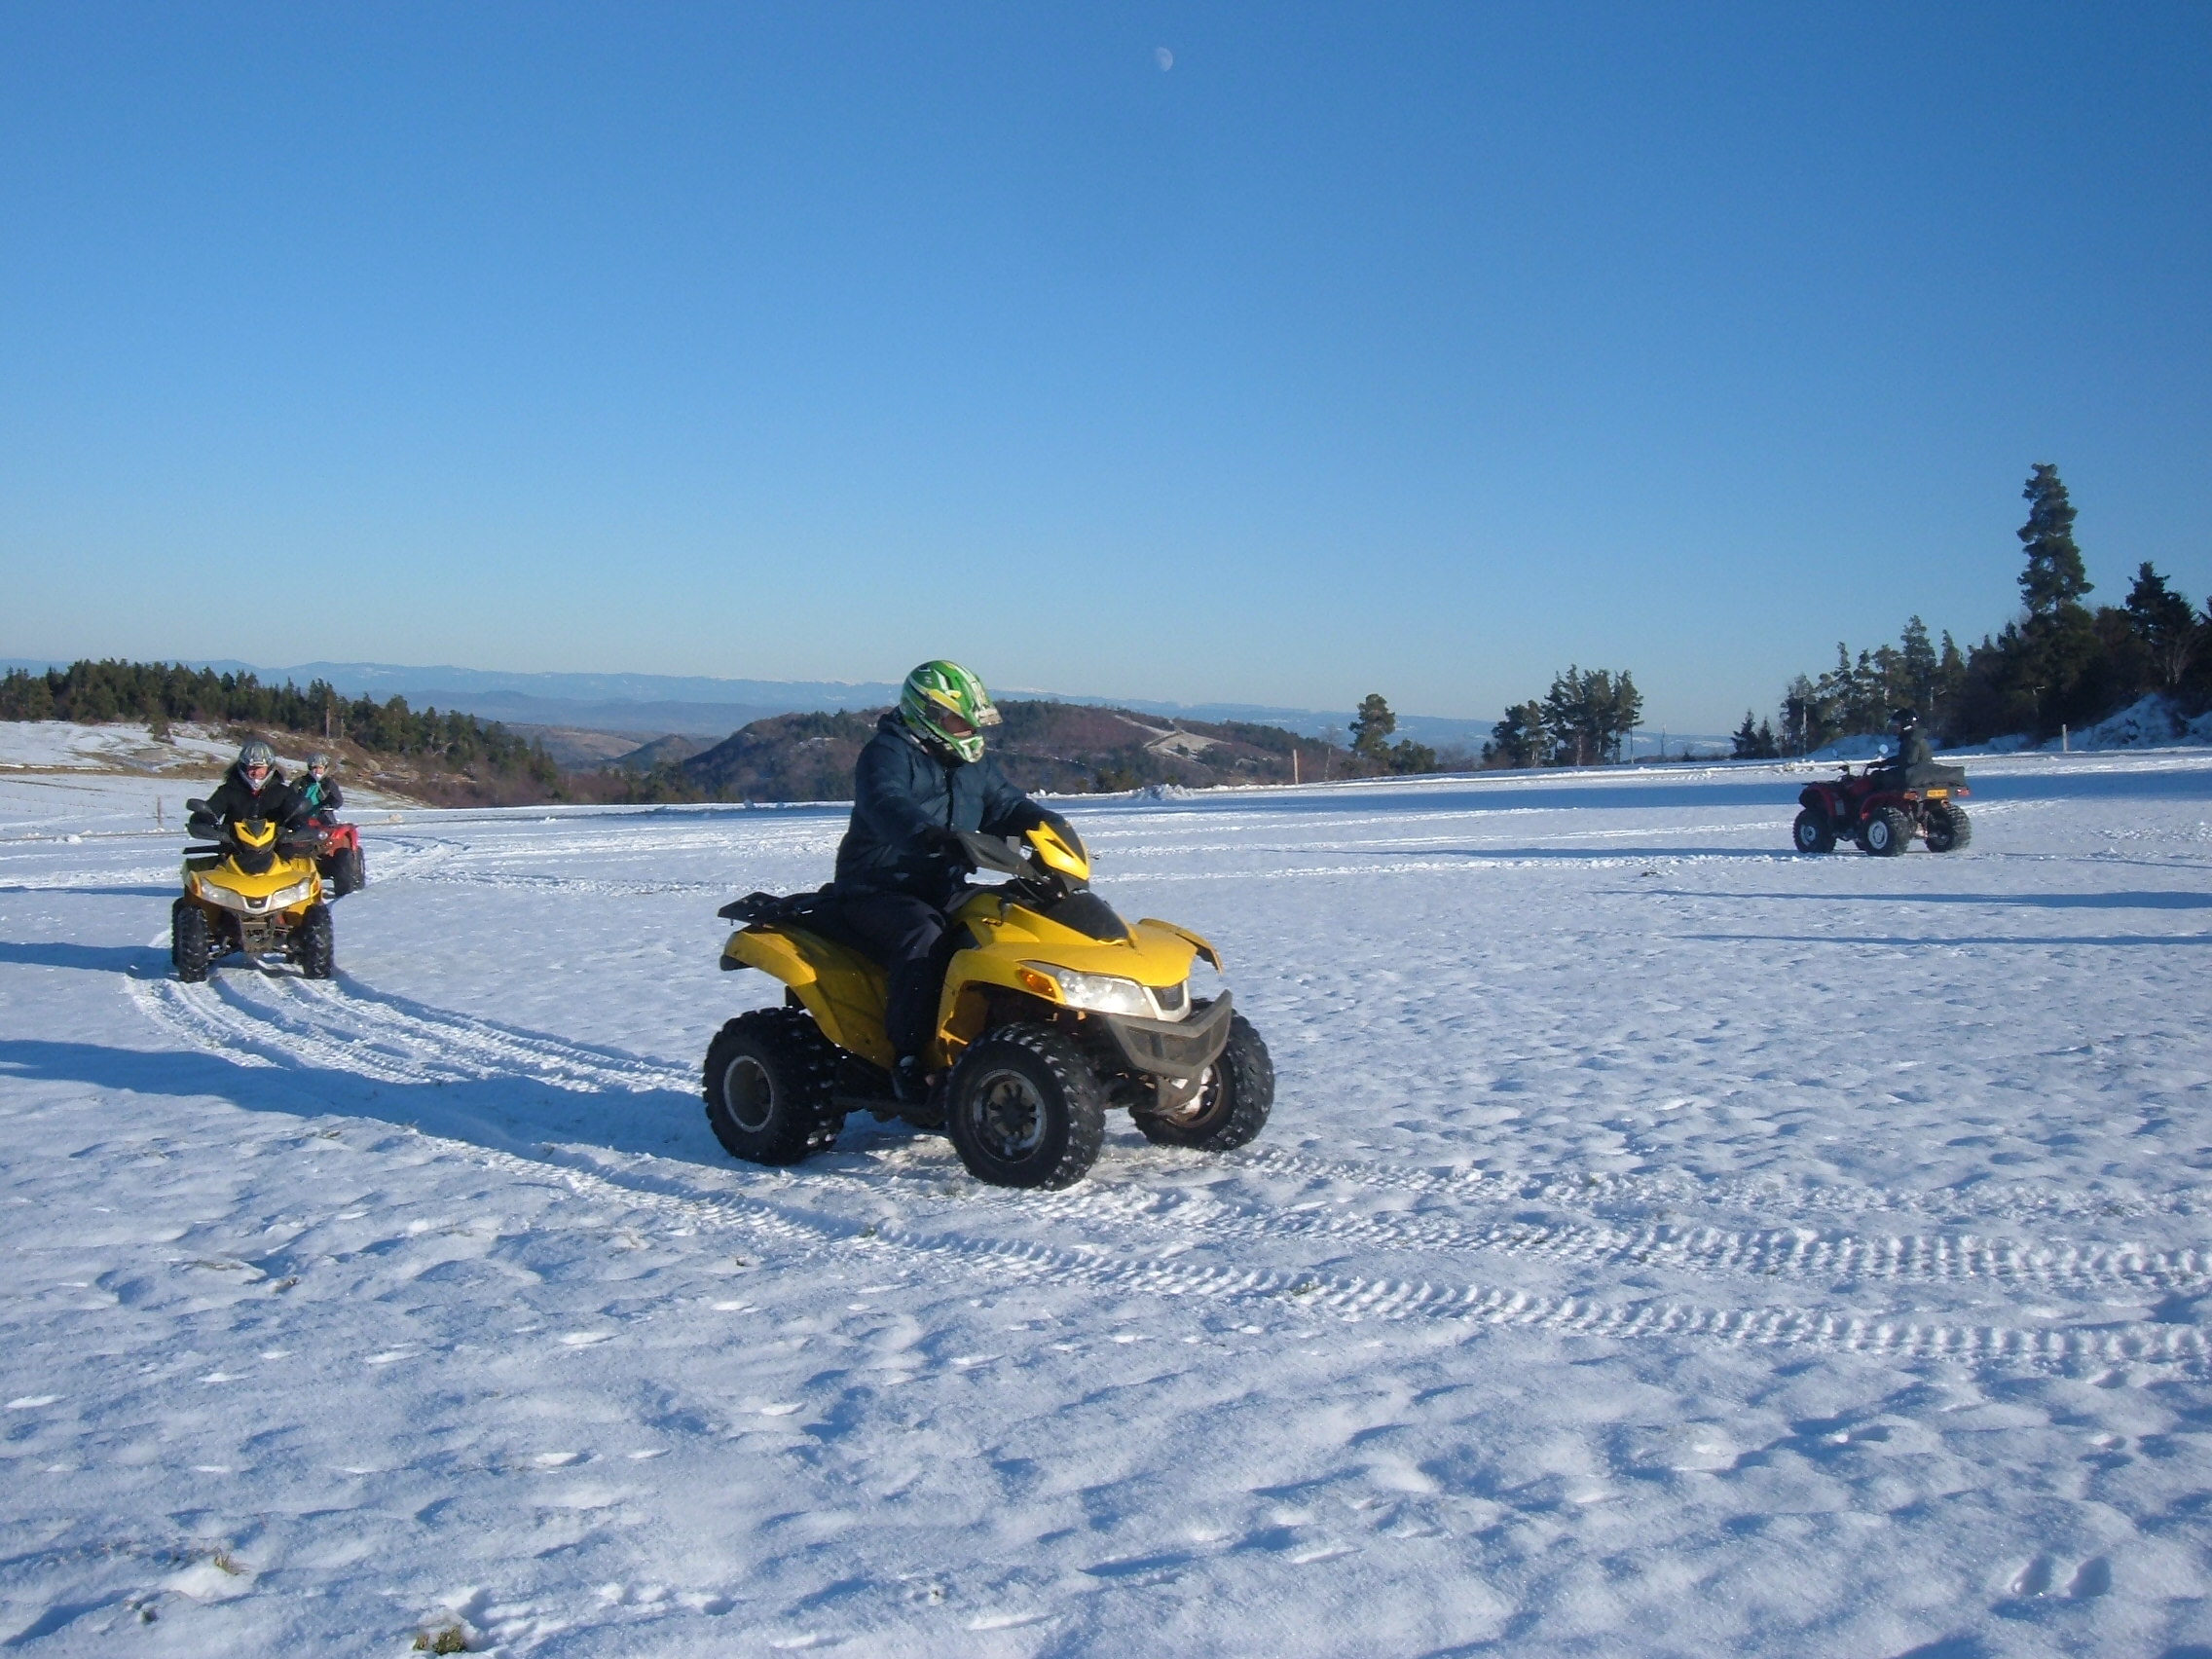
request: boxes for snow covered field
[4,746,2212,1656]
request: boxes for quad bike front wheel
[945,1023,1105,1190]
[1924,802,1972,853]
[1133,1013,1275,1152]
[1862,807,1911,856]
[704,1008,843,1165]
[1791,809,1836,855]
[171,900,211,983]
[330,846,366,896]
[293,903,336,978]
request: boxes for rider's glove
[920,825,973,868]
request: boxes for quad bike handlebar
[182,810,320,858]
[954,829,1033,878]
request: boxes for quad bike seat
[718,886,887,962]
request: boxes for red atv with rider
[297,752,366,895]
[311,820,367,895]
[1792,761,1972,856]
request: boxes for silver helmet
[238,739,276,791]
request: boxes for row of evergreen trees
[1750,465,2208,754]
[0,660,559,787]
[1483,666,1644,768]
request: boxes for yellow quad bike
[170,801,334,983]
[707,824,1274,1189]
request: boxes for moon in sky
[1155,46,1173,71]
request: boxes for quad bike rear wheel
[1133,1013,1274,1152]
[945,1023,1105,1190]
[1862,807,1911,856]
[704,1008,843,1165]
[1791,809,1836,855]
[171,900,211,983]
[1924,802,1972,853]
[293,903,336,978]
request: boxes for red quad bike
[310,820,368,895]
[1792,760,1972,857]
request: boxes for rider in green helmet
[897,659,1001,763]
[830,660,1068,1100]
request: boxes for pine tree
[1779,675,1822,755]
[1899,616,1938,712]
[1536,667,1641,765]
[1731,712,1763,759]
[1348,694,1396,759]
[2017,462,2091,618]
[2124,562,2199,690]
[1484,701,1548,768]
[1386,738,1438,774]
[1935,631,1968,734]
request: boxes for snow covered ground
[4,742,2211,1656]
[0,723,406,841]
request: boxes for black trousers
[835,891,962,1064]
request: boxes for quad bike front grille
[1098,992,1233,1082]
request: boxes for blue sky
[3,3,2205,729]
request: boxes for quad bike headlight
[1019,964,1189,1020]
[198,876,316,913]
[266,876,317,910]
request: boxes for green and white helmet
[899,659,1001,763]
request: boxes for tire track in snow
[123,961,2212,1309]
[1229,1143,2200,1224]
[1057,1183,2212,1297]
[399,869,729,899]
[99,931,2212,1230]
[129,967,689,1095]
[458,1138,2212,1378]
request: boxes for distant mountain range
[3,657,1509,750]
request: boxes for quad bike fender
[1138,918,1222,970]
[722,926,815,982]
[930,948,1062,1068]
[1797,784,1838,816]
[723,926,896,1070]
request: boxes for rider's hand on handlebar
[921,825,974,868]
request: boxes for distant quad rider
[1880,708,1934,782]
[832,661,1068,1100]
[297,753,345,824]
[201,739,307,832]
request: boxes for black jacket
[202,762,307,831]
[833,714,1042,903]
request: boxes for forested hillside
[1,659,560,805]
[608,700,1362,803]
[1762,465,2210,754]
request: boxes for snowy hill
[3,658,1513,748]
[3,749,2212,1652]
